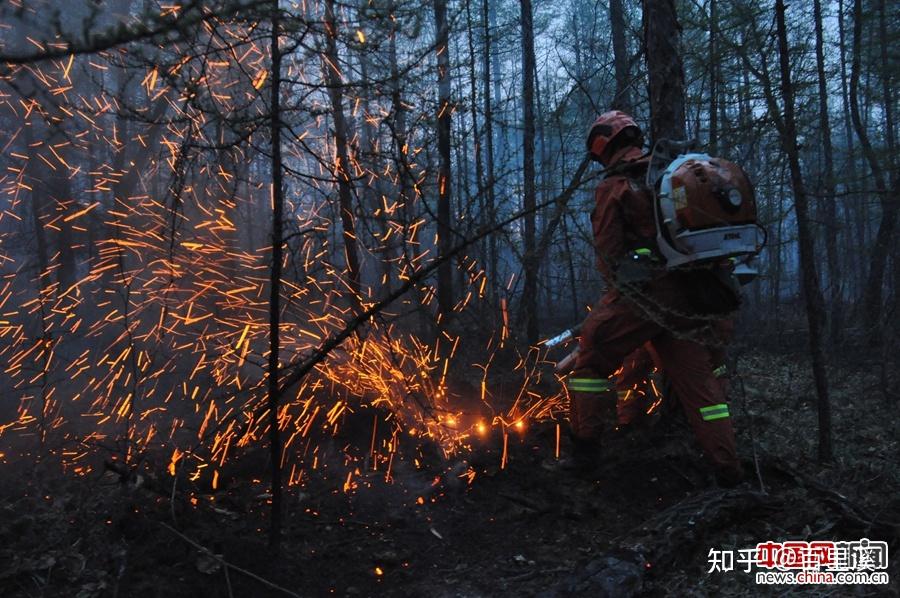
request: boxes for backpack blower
[546,140,766,374]
[647,139,766,273]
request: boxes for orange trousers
[567,297,739,474]
[616,317,732,424]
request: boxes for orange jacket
[590,148,656,292]
[591,146,741,320]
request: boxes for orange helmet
[586,110,642,164]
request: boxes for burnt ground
[1,350,899,597]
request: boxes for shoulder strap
[604,158,649,182]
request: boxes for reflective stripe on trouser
[645,335,740,473]
[699,403,730,421]
[572,298,739,472]
[567,370,616,441]
[567,377,611,393]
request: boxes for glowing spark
[252,70,267,89]
[168,448,182,476]
[62,201,99,222]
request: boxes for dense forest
[0,0,897,595]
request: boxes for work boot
[569,437,603,478]
[544,437,602,477]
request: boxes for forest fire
[0,0,574,501]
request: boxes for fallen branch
[502,566,569,583]
[617,488,776,566]
[763,458,900,540]
[497,491,551,514]
[0,0,274,67]
[160,522,301,598]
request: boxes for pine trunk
[642,0,686,142]
[520,0,539,343]
[324,0,363,299]
[775,0,832,462]
[481,0,498,286]
[267,1,284,550]
[813,0,843,344]
[610,0,631,112]
[852,0,898,333]
[434,0,454,317]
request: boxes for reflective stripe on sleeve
[567,377,612,393]
[699,403,730,421]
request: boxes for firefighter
[567,110,743,486]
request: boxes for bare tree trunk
[53,172,76,293]
[33,111,77,293]
[216,120,240,279]
[775,0,832,462]
[572,8,584,100]
[562,215,579,318]
[387,4,432,335]
[642,0,686,142]
[488,0,507,181]
[536,68,549,207]
[707,0,718,153]
[876,0,897,314]
[355,2,388,291]
[389,1,412,246]
[520,0,538,343]
[23,125,52,455]
[267,2,283,550]
[837,0,864,299]
[481,0,498,286]
[851,0,898,333]
[324,0,362,299]
[25,130,50,282]
[609,0,631,112]
[464,0,487,277]
[434,0,454,316]
[877,0,896,185]
[813,0,843,344]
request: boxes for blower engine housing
[654,153,763,268]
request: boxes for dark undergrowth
[1,349,898,597]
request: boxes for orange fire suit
[615,343,661,426]
[616,318,733,425]
[567,147,741,479]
